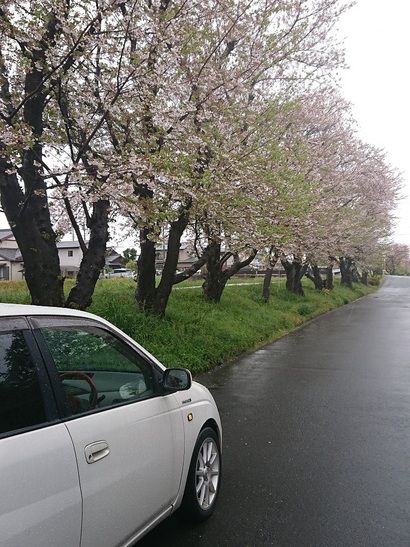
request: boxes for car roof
[0,303,99,321]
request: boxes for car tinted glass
[0,331,46,435]
[41,326,157,416]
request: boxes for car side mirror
[163,368,192,392]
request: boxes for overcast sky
[337,0,410,244]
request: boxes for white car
[105,268,134,278]
[0,304,222,547]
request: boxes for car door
[0,317,82,547]
[32,317,185,547]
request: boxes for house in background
[155,243,197,272]
[0,230,24,280]
[0,229,125,280]
[60,244,128,278]
[57,240,83,279]
[104,248,125,272]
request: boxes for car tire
[181,426,221,522]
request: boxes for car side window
[40,326,157,416]
[0,331,47,435]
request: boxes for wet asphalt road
[138,276,410,546]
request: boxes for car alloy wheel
[181,427,221,521]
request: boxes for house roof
[0,231,83,249]
[57,240,82,249]
[106,253,124,266]
[0,248,23,262]
[0,229,14,243]
[0,247,23,262]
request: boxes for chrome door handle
[84,441,110,464]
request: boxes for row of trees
[0,0,402,317]
[384,244,410,276]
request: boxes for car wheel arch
[201,418,222,448]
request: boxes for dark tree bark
[325,265,334,290]
[305,264,324,290]
[281,258,308,296]
[352,267,360,283]
[0,159,110,309]
[262,267,273,302]
[202,242,257,303]
[135,205,210,317]
[261,249,279,303]
[151,210,190,317]
[0,167,65,306]
[339,257,354,288]
[201,242,229,304]
[136,227,158,311]
[360,270,368,285]
[65,200,109,309]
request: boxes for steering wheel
[60,371,99,411]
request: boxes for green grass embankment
[0,277,377,374]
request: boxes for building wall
[58,247,83,267]
[0,262,24,281]
[10,262,23,280]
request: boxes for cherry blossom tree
[384,243,410,276]
[0,0,121,307]
[256,89,401,295]
[128,0,351,310]
[4,0,387,317]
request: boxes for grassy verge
[0,277,377,374]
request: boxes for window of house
[0,266,9,280]
[0,331,47,435]
[68,250,73,257]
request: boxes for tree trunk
[65,200,110,310]
[202,241,257,303]
[135,227,157,311]
[261,249,278,303]
[135,207,193,317]
[11,219,64,306]
[262,267,273,302]
[325,265,334,290]
[202,243,229,304]
[305,264,324,290]
[339,257,354,288]
[360,270,368,285]
[152,211,190,317]
[0,165,65,307]
[281,258,308,296]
